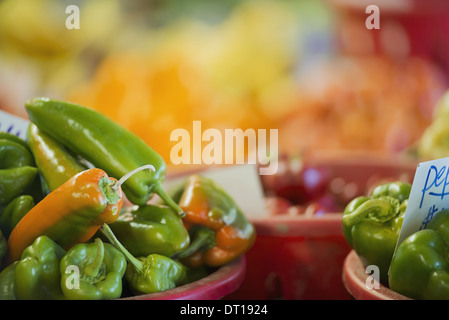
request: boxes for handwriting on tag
[0,110,30,140]
[396,157,449,247]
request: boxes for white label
[0,110,30,140]
[396,157,449,247]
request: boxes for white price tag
[396,156,449,247]
[0,110,30,140]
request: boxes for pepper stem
[342,198,399,227]
[84,238,105,278]
[113,164,156,191]
[153,183,186,218]
[100,224,144,273]
[173,226,216,260]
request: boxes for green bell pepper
[108,204,190,258]
[0,261,18,300]
[100,224,187,295]
[389,209,449,300]
[60,238,127,300]
[25,98,183,216]
[2,235,67,300]
[0,195,35,238]
[342,181,411,284]
[0,134,38,205]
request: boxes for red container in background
[227,152,418,300]
[226,215,352,300]
[330,0,449,76]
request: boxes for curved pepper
[60,238,126,300]
[342,181,411,284]
[0,135,38,205]
[108,204,190,258]
[27,123,86,192]
[0,195,35,238]
[0,132,30,150]
[389,209,449,300]
[7,168,123,262]
[100,224,186,295]
[175,174,256,268]
[25,98,183,216]
[8,236,66,300]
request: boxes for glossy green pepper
[0,230,7,263]
[0,261,18,300]
[342,181,411,284]
[0,195,35,238]
[60,238,127,300]
[389,209,449,300]
[0,134,38,205]
[0,236,66,300]
[25,98,183,216]
[27,123,86,192]
[100,224,186,295]
[108,204,190,258]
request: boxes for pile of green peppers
[0,98,253,300]
[0,131,43,263]
[343,179,449,300]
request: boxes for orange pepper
[175,175,256,267]
[7,168,123,262]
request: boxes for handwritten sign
[396,157,449,247]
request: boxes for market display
[0,98,256,300]
[1,0,449,303]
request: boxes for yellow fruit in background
[0,0,83,58]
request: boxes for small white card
[0,110,30,140]
[396,156,449,247]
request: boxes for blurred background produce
[0,0,448,169]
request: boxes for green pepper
[0,195,35,238]
[389,209,449,300]
[0,134,38,205]
[342,181,411,284]
[60,238,126,300]
[25,98,184,216]
[100,224,186,295]
[0,132,30,150]
[0,261,18,300]
[108,204,190,258]
[27,123,86,192]
[0,230,7,263]
[5,236,66,300]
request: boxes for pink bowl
[342,250,411,300]
[121,256,246,300]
